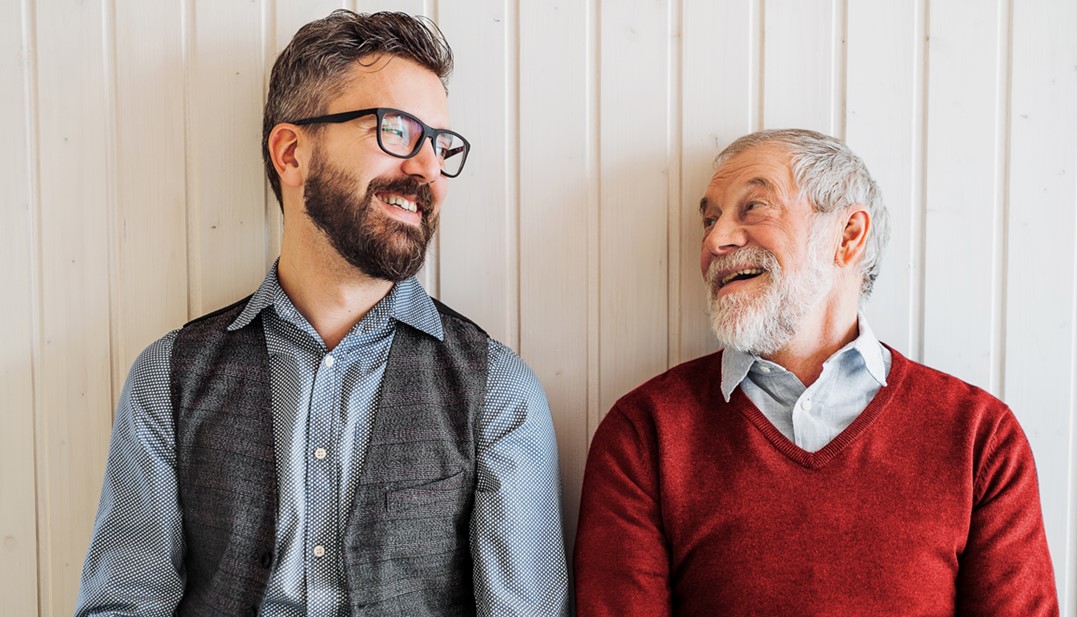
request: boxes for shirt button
[801,398,813,411]
[759,366,771,374]
[313,545,326,558]
[314,447,327,460]
[324,355,335,367]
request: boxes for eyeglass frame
[291,107,471,178]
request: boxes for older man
[574,129,1057,616]
[76,10,567,616]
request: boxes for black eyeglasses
[292,107,470,178]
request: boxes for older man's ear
[836,207,870,268]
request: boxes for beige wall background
[2,0,1076,614]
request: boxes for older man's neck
[764,294,860,387]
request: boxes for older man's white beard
[705,238,836,356]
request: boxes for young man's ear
[268,123,305,189]
[836,206,871,268]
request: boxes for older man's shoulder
[608,351,724,419]
[886,345,1016,430]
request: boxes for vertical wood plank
[598,0,671,417]
[0,0,41,614]
[187,0,270,316]
[272,3,351,68]
[665,0,682,369]
[420,0,442,300]
[519,0,593,567]
[415,0,440,300]
[359,0,427,15]
[922,0,1005,392]
[677,0,758,365]
[111,0,189,402]
[846,2,923,355]
[436,0,518,348]
[762,0,840,133]
[34,0,114,613]
[1004,0,1077,608]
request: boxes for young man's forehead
[324,55,449,121]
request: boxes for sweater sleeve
[574,405,672,617]
[956,409,1059,617]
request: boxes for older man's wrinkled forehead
[700,143,803,215]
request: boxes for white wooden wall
[2,1,1074,614]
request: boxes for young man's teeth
[384,195,417,213]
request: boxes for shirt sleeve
[574,405,673,617]
[956,408,1060,616]
[470,339,569,617]
[75,332,186,617]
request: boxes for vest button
[259,551,273,568]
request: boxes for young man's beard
[705,220,837,357]
[303,149,438,282]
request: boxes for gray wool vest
[169,296,488,616]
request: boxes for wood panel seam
[994,0,1014,400]
[20,0,45,612]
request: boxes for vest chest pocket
[355,470,473,561]
[355,436,475,523]
[360,435,471,484]
[386,470,467,514]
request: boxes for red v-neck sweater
[574,348,1058,616]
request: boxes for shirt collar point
[720,346,755,401]
[227,267,281,331]
[386,278,443,340]
[850,315,889,385]
[429,324,446,342]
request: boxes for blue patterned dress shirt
[75,266,569,616]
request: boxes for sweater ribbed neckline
[727,345,910,470]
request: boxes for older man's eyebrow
[701,176,779,216]
[745,176,777,192]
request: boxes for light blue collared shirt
[721,315,892,453]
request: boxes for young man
[575,129,1058,616]
[77,11,567,616]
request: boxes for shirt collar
[227,262,444,341]
[719,312,888,402]
[847,314,888,387]
[720,345,758,403]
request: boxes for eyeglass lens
[379,110,467,176]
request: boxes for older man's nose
[702,216,746,255]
